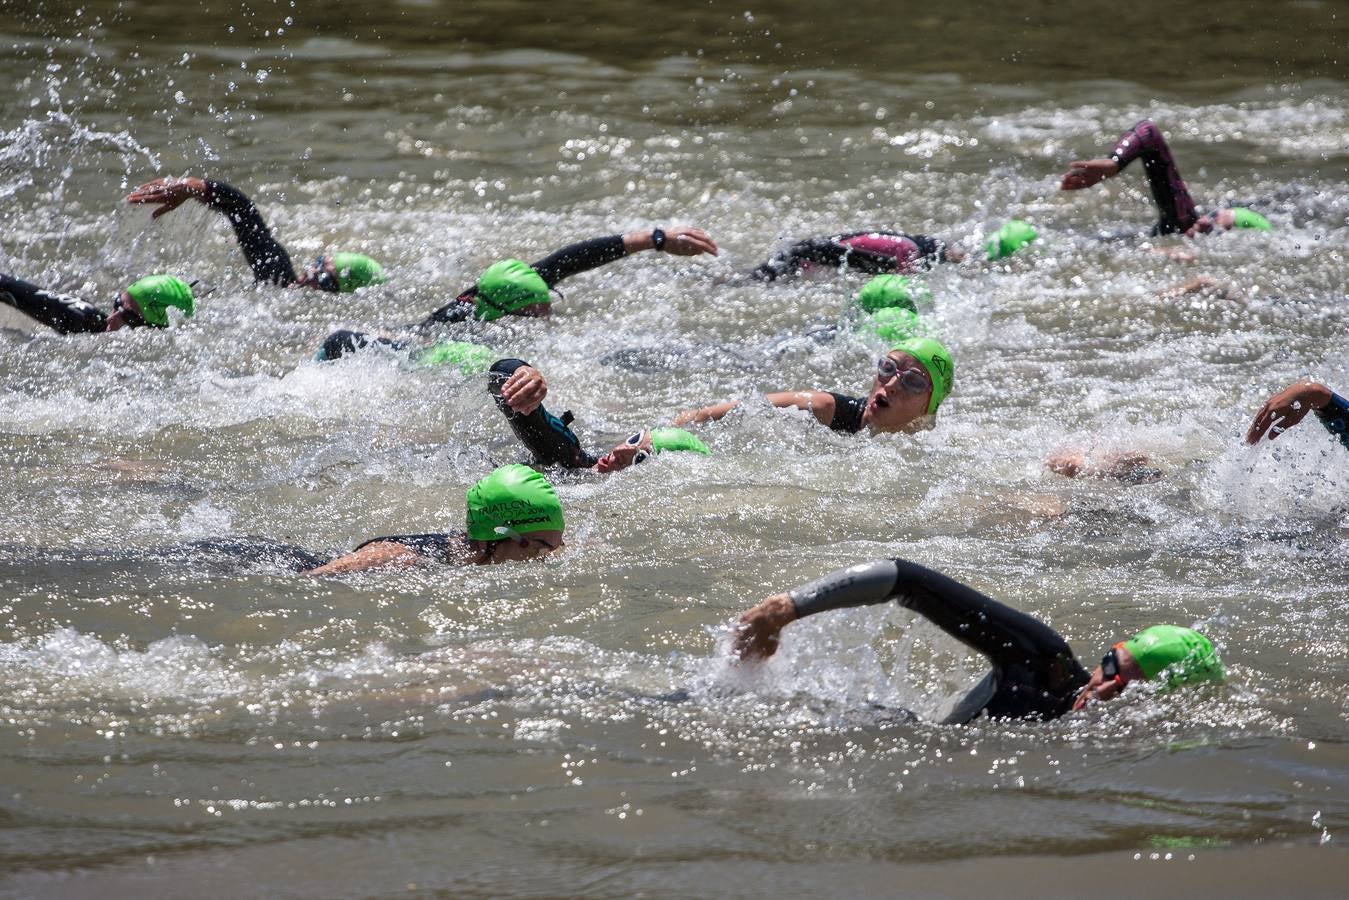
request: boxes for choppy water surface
[1,1,1347,896]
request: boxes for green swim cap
[125,275,194,327]
[1229,207,1272,231]
[329,253,386,293]
[411,340,496,374]
[985,219,1038,261]
[1121,625,1225,690]
[649,427,711,456]
[858,307,927,345]
[475,259,550,321]
[465,464,565,542]
[890,335,953,415]
[855,275,931,314]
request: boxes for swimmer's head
[1073,624,1224,711]
[857,306,927,345]
[595,427,711,474]
[855,275,930,314]
[985,220,1038,261]
[465,464,565,562]
[113,275,195,329]
[410,340,497,374]
[891,335,953,415]
[475,259,552,321]
[297,253,386,292]
[1189,207,1272,236]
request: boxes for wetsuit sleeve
[488,358,598,468]
[315,329,407,361]
[791,558,1080,682]
[203,180,298,286]
[0,273,107,334]
[826,392,866,434]
[1105,120,1199,235]
[750,235,920,282]
[1315,391,1349,449]
[530,235,628,286]
[417,289,477,328]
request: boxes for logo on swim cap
[1229,208,1272,231]
[411,340,496,374]
[1121,625,1225,690]
[125,275,195,327]
[475,259,551,321]
[330,253,387,292]
[855,275,931,315]
[890,335,953,415]
[465,464,565,542]
[857,307,927,345]
[649,427,711,456]
[985,220,1038,261]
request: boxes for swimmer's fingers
[500,366,547,414]
[1060,158,1115,190]
[1246,383,1328,444]
[126,178,204,218]
[663,226,720,257]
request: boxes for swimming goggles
[111,293,146,328]
[876,356,932,394]
[309,256,341,293]
[624,431,651,465]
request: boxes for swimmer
[674,336,954,436]
[0,272,194,334]
[1060,119,1273,238]
[734,558,1225,723]
[304,464,565,575]
[489,358,710,472]
[1246,381,1349,449]
[126,176,388,292]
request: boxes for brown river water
[1,1,1347,896]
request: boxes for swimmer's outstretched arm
[127,176,298,286]
[674,390,836,428]
[1045,449,1162,484]
[735,559,1080,684]
[0,273,107,334]
[1246,381,1349,448]
[303,541,424,576]
[1061,120,1198,235]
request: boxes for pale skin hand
[1071,645,1145,711]
[126,176,212,218]
[1060,158,1119,191]
[621,226,719,257]
[500,365,547,415]
[1245,381,1333,444]
[732,593,797,660]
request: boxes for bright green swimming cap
[649,427,711,456]
[330,253,386,292]
[858,307,927,345]
[890,335,953,415]
[985,219,1038,261]
[475,259,550,321]
[1121,625,1225,689]
[125,275,194,327]
[465,464,565,542]
[855,275,931,314]
[411,340,496,374]
[1230,207,1272,231]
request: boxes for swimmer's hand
[500,365,548,415]
[662,226,719,257]
[733,593,796,660]
[1245,381,1332,444]
[1060,158,1119,191]
[1149,246,1198,262]
[126,176,211,218]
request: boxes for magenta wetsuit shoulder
[1106,120,1199,236]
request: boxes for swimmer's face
[864,352,933,433]
[595,430,654,474]
[480,529,565,564]
[1071,645,1144,712]
[294,256,340,292]
[1186,210,1236,237]
[105,290,145,331]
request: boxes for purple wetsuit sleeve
[203,180,298,286]
[1106,120,1199,235]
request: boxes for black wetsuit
[751,231,948,282]
[203,180,300,286]
[0,273,108,334]
[1317,390,1349,449]
[487,358,598,468]
[788,559,1090,724]
[827,392,867,434]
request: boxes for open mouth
[870,391,890,413]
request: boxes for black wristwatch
[651,227,666,251]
